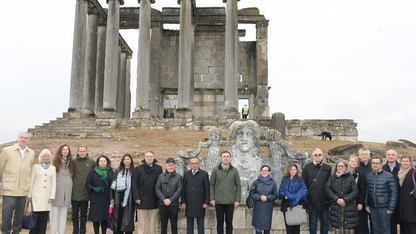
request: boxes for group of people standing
[1,132,415,234]
[296,147,416,234]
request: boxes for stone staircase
[28,113,113,138]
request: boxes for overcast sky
[1,0,415,144]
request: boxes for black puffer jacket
[365,170,397,211]
[155,171,183,206]
[325,172,358,229]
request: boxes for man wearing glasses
[365,156,397,234]
[302,148,331,234]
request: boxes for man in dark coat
[132,151,163,234]
[155,157,183,234]
[382,149,401,234]
[356,147,373,234]
[302,148,331,234]
[365,156,397,234]
[182,157,210,234]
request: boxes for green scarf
[95,166,109,185]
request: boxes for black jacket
[302,162,332,210]
[155,171,183,206]
[132,159,163,209]
[326,172,359,229]
[110,169,135,232]
[365,170,397,210]
[399,169,416,223]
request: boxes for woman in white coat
[28,149,56,234]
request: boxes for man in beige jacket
[0,132,35,234]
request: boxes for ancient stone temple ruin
[68,0,270,121]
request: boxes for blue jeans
[369,207,391,234]
[186,216,205,234]
[308,209,328,234]
[1,195,26,234]
[71,200,89,234]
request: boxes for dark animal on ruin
[319,131,332,141]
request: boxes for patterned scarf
[40,161,50,170]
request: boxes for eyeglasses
[371,162,381,165]
[337,165,346,167]
[314,154,322,156]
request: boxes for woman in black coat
[325,160,358,233]
[86,155,114,234]
[347,155,366,234]
[398,155,416,233]
[110,154,135,234]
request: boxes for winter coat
[155,170,183,206]
[72,155,95,201]
[182,169,210,218]
[357,161,372,177]
[365,170,397,211]
[399,169,416,223]
[325,172,358,230]
[110,169,135,232]
[351,170,366,206]
[0,144,35,196]
[249,175,278,230]
[132,159,163,209]
[209,164,241,204]
[278,176,308,212]
[302,162,331,210]
[28,164,56,211]
[52,161,73,207]
[86,168,114,221]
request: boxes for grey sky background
[1,0,415,144]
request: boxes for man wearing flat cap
[155,157,183,234]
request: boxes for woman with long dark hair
[110,154,135,234]
[86,155,114,234]
[278,162,308,234]
[50,144,74,234]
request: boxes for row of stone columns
[68,0,131,119]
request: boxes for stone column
[117,47,127,118]
[133,0,152,119]
[94,20,107,114]
[100,0,122,118]
[222,0,240,119]
[68,0,88,113]
[149,22,163,118]
[82,6,98,116]
[176,0,195,119]
[125,57,132,118]
[255,20,270,120]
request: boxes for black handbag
[246,195,254,209]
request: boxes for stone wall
[154,206,328,234]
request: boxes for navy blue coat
[85,168,114,222]
[249,175,278,230]
[181,169,210,218]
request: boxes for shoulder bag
[285,205,308,226]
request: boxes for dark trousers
[28,211,49,234]
[186,216,205,234]
[71,200,89,234]
[369,207,390,234]
[113,204,132,234]
[159,205,179,234]
[309,209,329,234]
[1,195,27,234]
[215,204,234,234]
[255,230,270,234]
[401,221,416,234]
[283,212,300,234]
[93,221,107,234]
